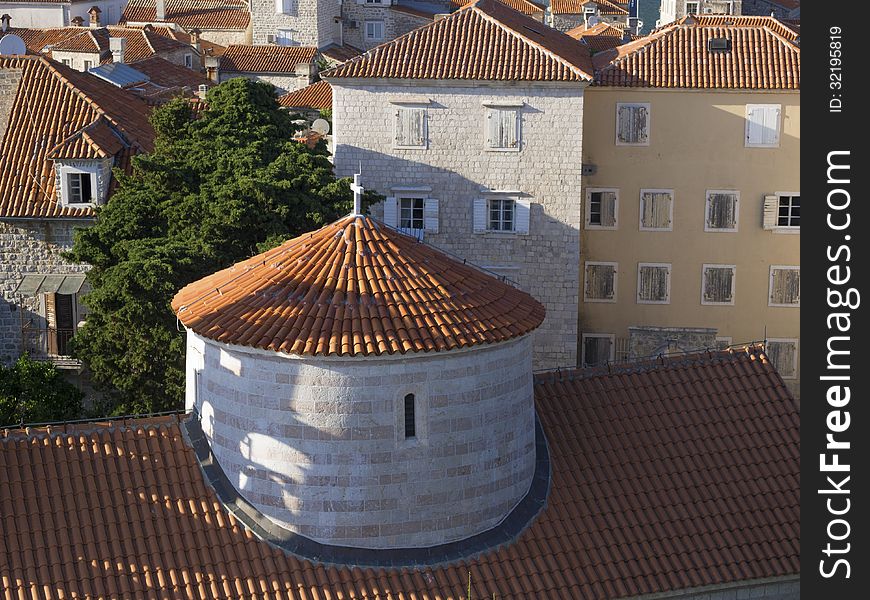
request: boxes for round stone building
[172,213,545,550]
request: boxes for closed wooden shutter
[514,199,531,234]
[600,192,617,227]
[383,197,398,227]
[771,268,800,305]
[473,199,488,233]
[704,267,734,303]
[766,341,797,378]
[638,265,669,302]
[618,105,648,144]
[43,292,58,355]
[707,193,737,229]
[746,106,764,145]
[409,109,425,146]
[501,109,518,148]
[641,192,671,229]
[584,336,612,367]
[423,198,439,233]
[586,264,616,300]
[762,195,779,229]
[762,105,781,146]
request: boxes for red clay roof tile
[324,0,593,82]
[218,44,317,73]
[121,0,250,30]
[172,215,546,356]
[594,17,800,88]
[0,347,799,599]
[551,0,628,15]
[0,55,155,218]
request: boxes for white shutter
[746,106,763,145]
[473,199,487,233]
[500,109,518,148]
[423,198,439,233]
[601,192,617,227]
[383,197,398,227]
[763,105,781,146]
[395,109,404,145]
[514,199,531,234]
[412,109,425,146]
[634,106,649,144]
[486,109,498,148]
[275,0,283,13]
[762,195,779,229]
[617,105,632,144]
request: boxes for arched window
[403,394,416,439]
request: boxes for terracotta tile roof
[11,25,194,62]
[129,55,214,89]
[671,14,800,42]
[0,347,799,598]
[593,19,800,89]
[567,21,636,52]
[149,24,227,56]
[173,215,546,356]
[450,0,545,16]
[121,0,251,30]
[389,4,438,19]
[325,0,593,82]
[218,44,317,73]
[551,0,628,15]
[0,56,154,218]
[277,80,331,110]
[319,43,364,64]
[46,116,126,159]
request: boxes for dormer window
[56,162,105,207]
[707,37,731,53]
[68,172,94,204]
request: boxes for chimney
[204,55,220,81]
[110,37,126,64]
[0,14,10,32]
[156,0,166,21]
[189,28,201,51]
[88,6,101,28]
[71,16,85,27]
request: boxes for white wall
[186,330,537,549]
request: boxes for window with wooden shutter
[472,198,488,233]
[584,262,617,302]
[488,198,515,231]
[765,339,798,379]
[398,197,424,237]
[702,265,736,305]
[639,190,672,230]
[705,190,739,231]
[586,188,618,229]
[383,196,398,227]
[776,193,800,228]
[769,266,800,306]
[486,107,520,150]
[394,107,426,148]
[423,198,439,233]
[745,104,781,147]
[616,103,650,146]
[582,334,615,367]
[636,263,670,304]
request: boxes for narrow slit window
[403,393,416,438]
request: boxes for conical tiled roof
[172,215,546,357]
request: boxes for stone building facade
[657,0,742,27]
[340,3,437,51]
[330,81,585,370]
[741,0,798,20]
[0,221,90,364]
[186,330,537,548]
[250,0,341,46]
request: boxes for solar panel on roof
[88,62,150,88]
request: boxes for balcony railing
[20,326,81,368]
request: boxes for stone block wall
[330,81,584,369]
[187,331,537,549]
[340,5,432,50]
[741,0,793,19]
[0,221,91,364]
[628,326,717,358]
[218,71,310,94]
[550,13,584,32]
[250,0,341,47]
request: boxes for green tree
[67,78,379,416]
[0,355,83,426]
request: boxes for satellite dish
[587,16,600,26]
[311,118,330,135]
[0,34,27,56]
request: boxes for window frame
[585,187,619,230]
[615,102,651,147]
[392,105,428,150]
[58,165,99,207]
[581,333,616,367]
[398,194,426,234]
[364,20,385,41]
[704,189,740,232]
[638,188,674,231]
[184,53,193,69]
[775,191,800,230]
[487,197,516,233]
[701,264,737,306]
[636,262,672,305]
[765,338,799,379]
[584,261,618,303]
[684,1,700,14]
[484,105,522,152]
[745,103,782,148]
[83,60,93,71]
[768,265,800,307]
